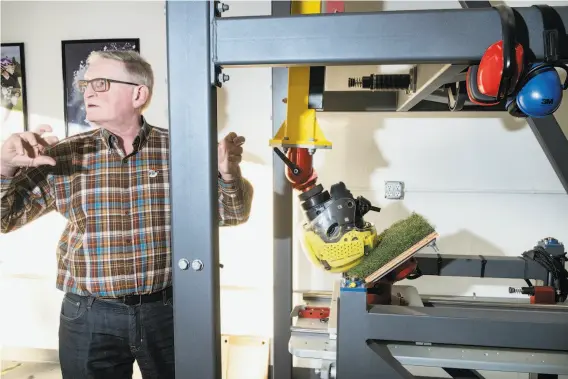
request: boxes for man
[0,50,253,378]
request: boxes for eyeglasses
[77,78,140,93]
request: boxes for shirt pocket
[137,165,170,249]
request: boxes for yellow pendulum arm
[269,0,332,151]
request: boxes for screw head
[178,258,190,270]
[191,259,204,271]
[218,73,229,83]
[217,2,229,12]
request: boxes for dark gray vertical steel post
[166,2,221,379]
[527,116,568,194]
[271,1,293,378]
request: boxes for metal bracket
[214,66,229,88]
[213,1,229,17]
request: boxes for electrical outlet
[385,181,404,199]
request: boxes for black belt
[99,286,173,306]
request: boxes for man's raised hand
[1,125,59,177]
[218,132,245,181]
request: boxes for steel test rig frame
[165,1,568,378]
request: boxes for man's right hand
[1,125,59,178]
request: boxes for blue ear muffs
[507,63,568,118]
[507,4,568,118]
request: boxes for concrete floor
[1,362,61,379]
[1,361,143,379]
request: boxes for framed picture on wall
[1,42,28,139]
[61,38,140,137]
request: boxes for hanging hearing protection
[465,4,525,106]
[506,63,568,118]
[506,5,568,118]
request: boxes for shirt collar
[99,116,152,151]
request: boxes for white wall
[2,0,568,376]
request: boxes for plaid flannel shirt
[0,119,253,297]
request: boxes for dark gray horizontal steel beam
[344,289,568,351]
[313,91,398,112]
[408,101,506,112]
[311,90,507,113]
[393,342,568,374]
[336,289,568,378]
[214,6,568,67]
[414,254,550,281]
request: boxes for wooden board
[221,335,270,379]
[364,231,439,284]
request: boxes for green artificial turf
[345,212,435,280]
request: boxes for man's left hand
[218,132,245,181]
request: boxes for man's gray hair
[87,50,154,110]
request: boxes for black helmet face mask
[298,182,381,273]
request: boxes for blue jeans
[58,290,175,379]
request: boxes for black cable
[522,246,568,302]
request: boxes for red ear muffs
[466,5,526,106]
[466,42,525,106]
[477,40,525,98]
[466,65,500,105]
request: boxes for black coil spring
[348,74,411,91]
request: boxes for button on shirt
[0,119,254,297]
